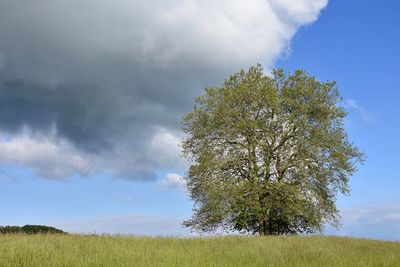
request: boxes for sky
[0,0,399,240]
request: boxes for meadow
[0,235,399,267]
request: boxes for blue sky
[0,0,399,240]
[278,0,400,204]
[275,0,400,240]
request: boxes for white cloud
[345,99,377,124]
[0,0,328,72]
[269,0,328,24]
[325,202,400,241]
[148,129,187,170]
[0,127,186,180]
[159,173,187,189]
[0,131,93,179]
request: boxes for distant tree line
[0,225,66,234]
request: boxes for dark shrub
[0,225,66,234]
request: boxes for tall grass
[0,234,398,267]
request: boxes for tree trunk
[263,219,268,236]
[259,218,269,236]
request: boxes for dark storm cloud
[0,58,210,152]
[0,0,327,179]
[0,0,223,152]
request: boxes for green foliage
[182,65,364,235]
[0,225,66,234]
[0,235,398,267]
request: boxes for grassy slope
[0,235,399,267]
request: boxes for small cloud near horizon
[325,201,400,241]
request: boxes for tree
[0,225,66,234]
[181,65,364,236]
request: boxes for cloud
[0,0,328,180]
[269,0,328,24]
[111,195,135,204]
[0,127,185,180]
[158,173,187,189]
[55,214,190,236]
[0,129,93,179]
[325,202,400,241]
[0,170,16,182]
[345,99,377,124]
[53,201,400,238]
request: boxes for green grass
[0,235,399,267]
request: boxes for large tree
[182,65,364,235]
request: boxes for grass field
[0,234,399,267]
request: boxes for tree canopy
[182,65,364,235]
